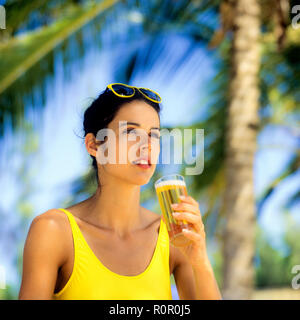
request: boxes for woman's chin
[129,167,154,184]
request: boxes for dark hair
[83,87,162,188]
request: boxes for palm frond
[256,152,300,214]
[0,0,119,95]
[0,0,119,136]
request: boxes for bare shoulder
[19,209,72,299]
[27,209,71,254]
[24,209,72,267]
[31,208,69,233]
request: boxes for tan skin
[19,100,220,300]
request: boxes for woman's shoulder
[28,209,71,247]
[23,209,71,270]
[32,208,70,230]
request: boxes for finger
[172,211,203,233]
[172,211,200,224]
[182,228,204,243]
[171,202,200,216]
[179,195,199,206]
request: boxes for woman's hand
[162,195,222,300]
[165,195,209,268]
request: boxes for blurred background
[0,0,299,300]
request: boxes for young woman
[18,83,222,300]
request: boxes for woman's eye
[125,128,160,139]
[150,132,160,139]
[126,128,137,134]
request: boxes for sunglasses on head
[106,83,162,103]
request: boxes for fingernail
[172,211,179,216]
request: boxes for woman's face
[89,100,161,186]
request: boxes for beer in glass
[155,174,193,246]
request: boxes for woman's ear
[85,133,99,158]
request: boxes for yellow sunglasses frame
[107,83,162,104]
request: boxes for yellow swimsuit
[53,208,173,300]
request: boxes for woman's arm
[172,246,221,300]
[169,195,222,300]
[19,211,67,300]
[191,257,222,300]
[172,246,198,299]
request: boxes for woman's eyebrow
[120,121,160,130]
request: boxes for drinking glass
[155,174,194,246]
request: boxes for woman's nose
[141,143,151,152]
[139,136,152,153]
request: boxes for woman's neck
[85,181,143,238]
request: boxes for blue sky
[255,125,300,250]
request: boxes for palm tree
[221,0,261,300]
[0,0,217,134]
[208,0,299,299]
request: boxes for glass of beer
[155,174,194,246]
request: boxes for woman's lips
[131,159,152,169]
[134,163,151,169]
[132,157,151,165]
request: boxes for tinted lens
[139,88,161,102]
[111,84,134,96]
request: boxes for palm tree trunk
[222,0,261,299]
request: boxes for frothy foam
[155,179,186,189]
